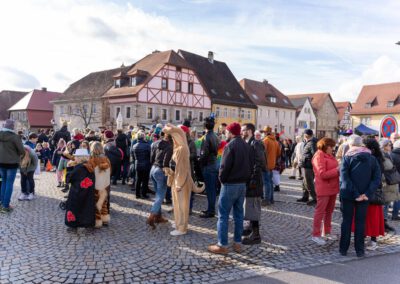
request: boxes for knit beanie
[104,130,114,139]
[226,122,241,136]
[3,119,15,130]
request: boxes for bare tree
[70,98,101,129]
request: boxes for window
[231,108,237,118]
[175,110,181,121]
[252,94,258,100]
[83,104,88,114]
[60,106,64,114]
[116,107,121,118]
[247,110,251,120]
[161,109,168,121]
[289,126,292,134]
[298,120,306,128]
[226,92,231,97]
[188,83,193,94]
[275,110,279,118]
[176,66,182,72]
[269,96,276,103]
[290,112,292,119]
[147,107,153,120]
[388,101,394,107]
[21,112,25,121]
[365,103,372,108]
[223,108,228,118]
[114,79,121,88]
[310,121,315,129]
[361,117,371,125]
[188,110,193,120]
[92,104,97,114]
[215,107,220,117]
[199,112,204,122]
[176,80,181,92]
[68,106,72,115]
[283,111,286,119]
[126,107,131,119]
[267,110,270,118]
[130,77,140,87]
[162,78,168,90]
[240,109,245,119]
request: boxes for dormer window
[114,79,121,88]
[388,101,395,107]
[130,76,145,87]
[269,96,277,103]
[365,103,372,108]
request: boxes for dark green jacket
[0,129,25,165]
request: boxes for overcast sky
[1,0,399,102]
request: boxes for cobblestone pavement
[1,170,400,284]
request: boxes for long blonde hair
[20,148,31,169]
[90,141,104,157]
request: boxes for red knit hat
[179,125,190,133]
[104,130,114,139]
[226,122,241,136]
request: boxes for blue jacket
[340,147,381,201]
[132,139,151,171]
[25,140,36,150]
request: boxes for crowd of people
[0,116,399,257]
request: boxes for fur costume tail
[191,180,205,193]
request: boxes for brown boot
[146,213,156,229]
[155,214,169,224]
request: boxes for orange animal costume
[162,124,204,236]
[88,156,111,228]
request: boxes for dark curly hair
[363,138,384,168]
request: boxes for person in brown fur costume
[88,142,111,228]
[162,124,204,236]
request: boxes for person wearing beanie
[339,135,381,257]
[103,130,122,185]
[297,129,318,206]
[199,116,219,218]
[0,119,25,212]
[208,122,251,254]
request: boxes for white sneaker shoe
[18,194,28,201]
[170,230,186,236]
[311,236,326,245]
[27,193,34,201]
[366,241,378,251]
[324,234,338,241]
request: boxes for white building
[289,97,317,136]
[240,79,296,139]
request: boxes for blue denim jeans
[217,183,246,247]
[0,167,18,208]
[392,185,400,218]
[202,162,218,214]
[263,170,273,202]
[150,166,168,214]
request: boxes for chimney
[208,51,214,64]
[41,87,47,92]
[263,79,268,85]
[152,50,160,54]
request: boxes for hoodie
[0,129,25,167]
[340,146,381,201]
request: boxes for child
[88,142,111,228]
[35,143,42,163]
[53,139,66,187]
[80,140,90,155]
[18,146,39,201]
[58,141,74,191]
[40,142,51,170]
[64,149,95,228]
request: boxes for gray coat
[20,147,39,174]
[0,129,25,165]
[382,154,400,203]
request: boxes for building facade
[240,78,296,138]
[288,93,338,139]
[335,101,352,131]
[289,97,317,137]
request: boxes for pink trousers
[312,194,337,237]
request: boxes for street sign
[380,115,398,138]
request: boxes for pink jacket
[312,150,339,196]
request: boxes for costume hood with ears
[162,123,204,194]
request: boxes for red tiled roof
[239,79,296,110]
[351,82,400,115]
[335,101,351,121]
[287,93,338,114]
[9,89,62,111]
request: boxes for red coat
[312,150,339,196]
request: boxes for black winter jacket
[199,131,218,167]
[116,133,130,161]
[390,148,400,173]
[104,139,122,167]
[150,139,173,169]
[246,137,266,198]
[300,137,318,169]
[132,139,151,171]
[65,163,95,228]
[219,136,251,184]
[52,126,71,145]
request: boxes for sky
[0,0,400,102]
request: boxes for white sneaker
[324,234,338,241]
[170,230,186,236]
[18,194,28,201]
[366,241,378,251]
[27,193,34,201]
[311,236,326,245]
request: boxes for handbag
[369,186,385,205]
